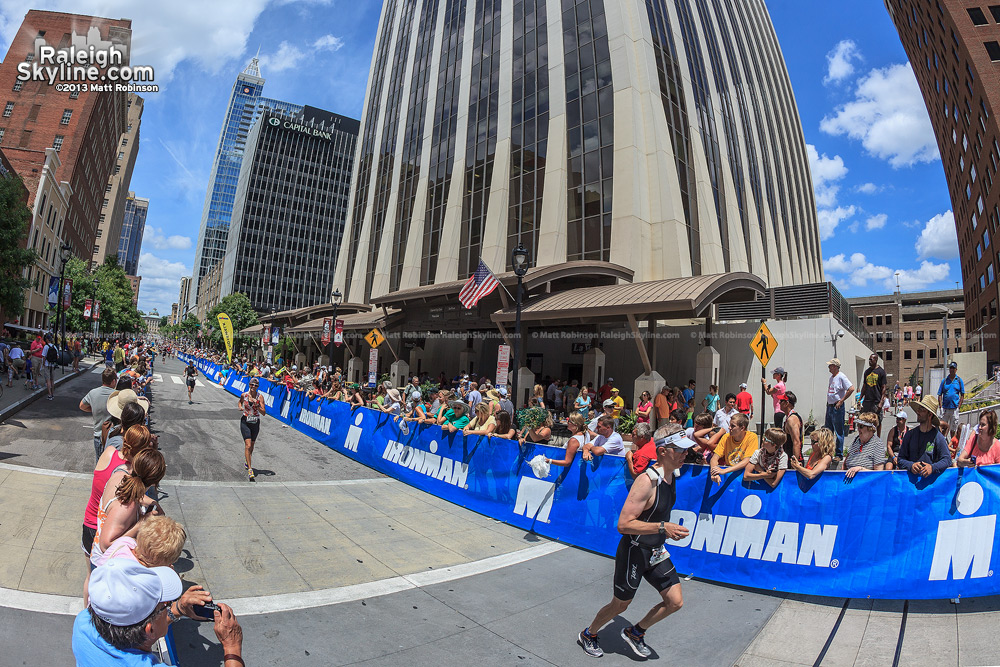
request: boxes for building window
[917,331,925,340]
[971,7,989,25]
[122,138,128,147]
[70,90,79,99]
[957,346,963,353]
[0,128,4,145]
[887,332,893,342]
[986,41,1000,61]
[96,228,102,237]
[877,333,884,343]
[930,348,937,359]
[930,330,937,340]
[956,328,962,338]
[117,151,124,161]
[3,102,12,117]
[886,350,893,361]
[114,165,120,175]
[977,243,983,260]
[904,350,912,360]
[866,316,873,326]
[105,184,112,193]
[60,109,72,125]
[52,135,63,152]
[990,263,996,283]
[98,214,105,224]
[917,349,924,359]
[886,315,892,325]
[12,81,21,92]
[876,315,883,325]
[102,198,108,209]
[904,331,912,341]
[93,245,99,255]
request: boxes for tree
[0,172,38,320]
[159,315,169,327]
[55,255,142,334]
[179,313,200,338]
[206,292,260,354]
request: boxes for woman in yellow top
[709,412,759,484]
[463,402,497,436]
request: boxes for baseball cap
[88,560,182,627]
[498,386,508,396]
[949,361,958,368]
[607,377,614,382]
[895,411,907,420]
[410,390,422,401]
[611,387,619,393]
[602,399,615,408]
[771,366,785,375]
[739,383,747,389]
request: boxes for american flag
[459,260,500,308]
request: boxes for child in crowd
[743,428,789,488]
[24,355,37,390]
[689,412,725,463]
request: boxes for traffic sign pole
[760,327,766,438]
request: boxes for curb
[0,358,103,424]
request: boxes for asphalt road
[0,356,382,482]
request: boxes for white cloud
[137,252,190,314]
[855,182,882,194]
[823,252,951,292]
[820,63,939,168]
[144,226,192,251]
[915,210,959,260]
[824,39,862,84]
[807,144,849,208]
[865,213,887,230]
[258,41,306,72]
[817,205,856,241]
[313,34,344,51]
[0,1,334,82]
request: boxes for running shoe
[621,626,652,658]
[578,629,603,658]
[248,467,255,481]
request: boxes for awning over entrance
[370,260,635,308]
[490,273,766,325]
[258,301,372,329]
[287,309,401,334]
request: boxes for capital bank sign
[268,116,334,140]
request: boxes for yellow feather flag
[217,313,234,362]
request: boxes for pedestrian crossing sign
[365,328,385,349]
[750,321,777,366]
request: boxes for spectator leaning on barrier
[625,422,656,477]
[937,361,965,440]
[789,428,836,479]
[743,428,788,489]
[843,411,886,478]
[898,396,951,479]
[710,412,759,484]
[884,412,909,469]
[546,412,587,467]
[957,409,1000,467]
[583,415,626,460]
[439,400,471,432]
[823,358,855,459]
[713,394,739,432]
[779,392,803,462]
[81,369,119,463]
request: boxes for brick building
[0,10,131,261]
[887,1,1000,371]
[847,289,964,386]
[126,274,140,307]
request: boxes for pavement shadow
[250,468,276,477]
[597,617,656,662]
[168,615,226,666]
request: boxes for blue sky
[0,0,959,314]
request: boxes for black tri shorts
[240,416,260,441]
[612,535,681,601]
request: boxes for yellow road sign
[365,328,385,349]
[750,321,777,366]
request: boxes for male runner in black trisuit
[184,361,197,404]
[578,423,694,659]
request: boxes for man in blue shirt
[681,379,695,410]
[937,361,965,440]
[898,396,951,480]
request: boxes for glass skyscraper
[117,192,148,276]
[189,56,302,306]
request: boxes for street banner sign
[496,344,511,386]
[262,326,270,346]
[62,279,72,309]
[47,277,59,306]
[321,318,332,345]
[368,347,378,387]
[365,328,385,348]
[334,318,344,347]
[217,313,234,362]
[271,327,280,344]
[750,321,777,366]
[93,301,100,320]
[83,299,92,319]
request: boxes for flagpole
[481,261,516,302]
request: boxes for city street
[0,357,992,666]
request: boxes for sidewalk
[0,355,103,424]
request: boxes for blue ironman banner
[181,355,999,599]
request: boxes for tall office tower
[117,191,148,275]
[0,10,131,260]
[189,57,303,307]
[177,276,192,319]
[94,93,143,268]
[335,0,822,304]
[220,106,360,313]
[887,1,1000,363]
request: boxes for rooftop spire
[243,50,261,78]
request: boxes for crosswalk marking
[171,375,182,384]
[152,374,162,383]
[92,366,104,374]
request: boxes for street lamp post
[510,244,530,409]
[330,288,342,370]
[931,303,954,371]
[268,307,276,364]
[55,243,72,374]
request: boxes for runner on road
[578,423,695,659]
[184,361,197,404]
[239,377,266,481]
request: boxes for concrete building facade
[220,106,359,314]
[116,191,147,275]
[335,0,823,305]
[177,276,192,321]
[94,93,143,268]
[126,274,140,307]
[887,0,1000,370]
